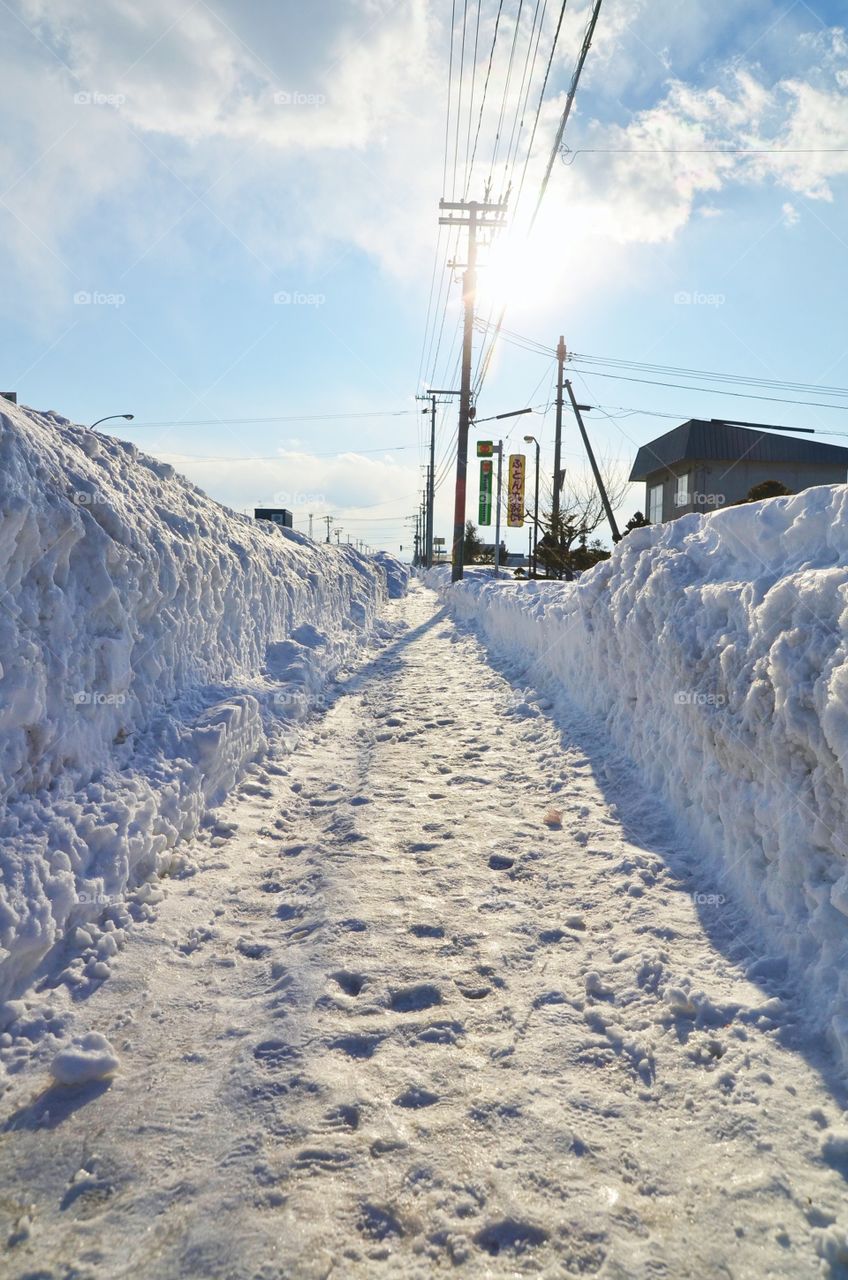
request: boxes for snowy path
[3,580,848,1278]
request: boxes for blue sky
[2,0,848,555]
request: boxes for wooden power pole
[551,335,566,578]
[438,198,508,582]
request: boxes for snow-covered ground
[0,401,404,1002]
[3,579,848,1278]
[431,489,848,1070]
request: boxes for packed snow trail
[4,580,848,1278]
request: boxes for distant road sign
[507,455,525,527]
[477,440,494,457]
[434,537,445,545]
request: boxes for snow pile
[50,1031,119,1085]
[373,550,410,598]
[0,401,403,999]
[433,487,848,1063]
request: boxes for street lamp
[523,434,540,579]
[90,414,134,431]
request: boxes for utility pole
[493,439,503,579]
[413,514,420,566]
[334,528,342,545]
[565,379,622,543]
[308,513,314,540]
[427,396,435,567]
[438,198,508,582]
[551,335,566,579]
[420,389,460,567]
[324,515,333,543]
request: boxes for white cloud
[782,201,800,228]
[542,37,848,249]
[155,446,421,522]
[2,1,847,323]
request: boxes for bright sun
[476,225,563,317]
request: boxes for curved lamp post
[90,414,134,430]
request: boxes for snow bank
[0,402,403,998]
[433,488,848,1064]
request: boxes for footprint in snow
[584,971,615,1001]
[394,1086,439,1109]
[475,1219,548,1256]
[294,1148,352,1172]
[330,1032,384,1059]
[457,984,491,1000]
[389,984,442,1013]
[409,923,445,939]
[237,938,271,959]
[324,1104,360,1131]
[253,1039,301,1068]
[331,971,366,997]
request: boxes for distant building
[254,508,293,528]
[630,420,848,523]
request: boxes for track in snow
[3,579,848,1279]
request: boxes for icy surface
[432,486,848,1063]
[0,402,402,998]
[1,581,847,1277]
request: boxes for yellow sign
[507,454,526,527]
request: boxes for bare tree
[535,461,632,577]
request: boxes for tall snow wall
[0,402,401,998]
[435,489,848,1064]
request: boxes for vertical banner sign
[479,460,493,526]
[507,454,526,527]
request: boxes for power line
[562,146,848,163]
[464,0,505,199]
[475,0,596,396]
[452,0,470,201]
[475,319,848,411]
[570,352,848,399]
[129,410,417,427]
[564,368,848,412]
[444,0,457,197]
[463,0,484,188]
[535,0,603,220]
[488,0,525,193]
[156,445,419,461]
[503,0,548,195]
